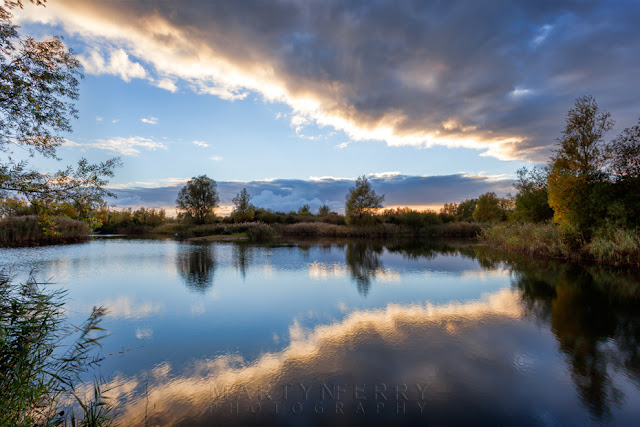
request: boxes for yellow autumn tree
[547,96,613,234]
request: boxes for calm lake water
[1,237,639,425]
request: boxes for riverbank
[147,221,482,241]
[0,216,89,247]
[479,222,640,266]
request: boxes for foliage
[0,1,120,230]
[0,273,112,426]
[608,118,640,226]
[440,198,478,223]
[297,204,311,216]
[547,95,614,234]
[511,167,554,223]
[0,195,30,217]
[176,175,219,224]
[318,204,331,215]
[345,175,384,225]
[473,192,507,223]
[381,207,441,231]
[231,188,255,223]
[95,207,168,234]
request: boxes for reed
[0,216,89,247]
[0,273,113,426]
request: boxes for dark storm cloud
[109,174,514,213]
[23,0,640,160]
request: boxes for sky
[14,0,640,214]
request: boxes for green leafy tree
[473,192,505,223]
[345,175,384,225]
[0,0,120,227]
[231,187,255,223]
[176,175,219,224]
[512,167,554,223]
[456,198,477,222]
[547,96,613,233]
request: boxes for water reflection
[177,243,216,292]
[232,243,253,279]
[9,238,638,424]
[345,242,384,296]
[99,289,529,426]
[102,242,640,425]
[476,248,640,422]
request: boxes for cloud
[21,0,640,164]
[98,296,163,320]
[209,156,223,161]
[141,116,158,125]
[192,140,208,148]
[79,48,147,82]
[95,116,103,123]
[89,289,527,425]
[107,173,514,213]
[66,136,167,156]
[17,1,640,162]
[154,78,178,92]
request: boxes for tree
[231,187,255,223]
[297,204,310,216]
[456,198,477,222]
[547,96,614,233]
[473,192,505,223]
[512,167,554,223]
[176,175,219,224]
[608,119,640,225]
[345,175,384,225]
[318,204,330,215]
[0,0,119,224]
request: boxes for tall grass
[479,222,578,259]
[588,224,640,265]
[0,273,114,426]
[0,216,90,247]
[481,222,640,265]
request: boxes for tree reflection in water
[232,243,253,279]
[177,243,216,292]
[344,242,384,296]
[475,247,640,421]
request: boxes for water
[1,237,639,425]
